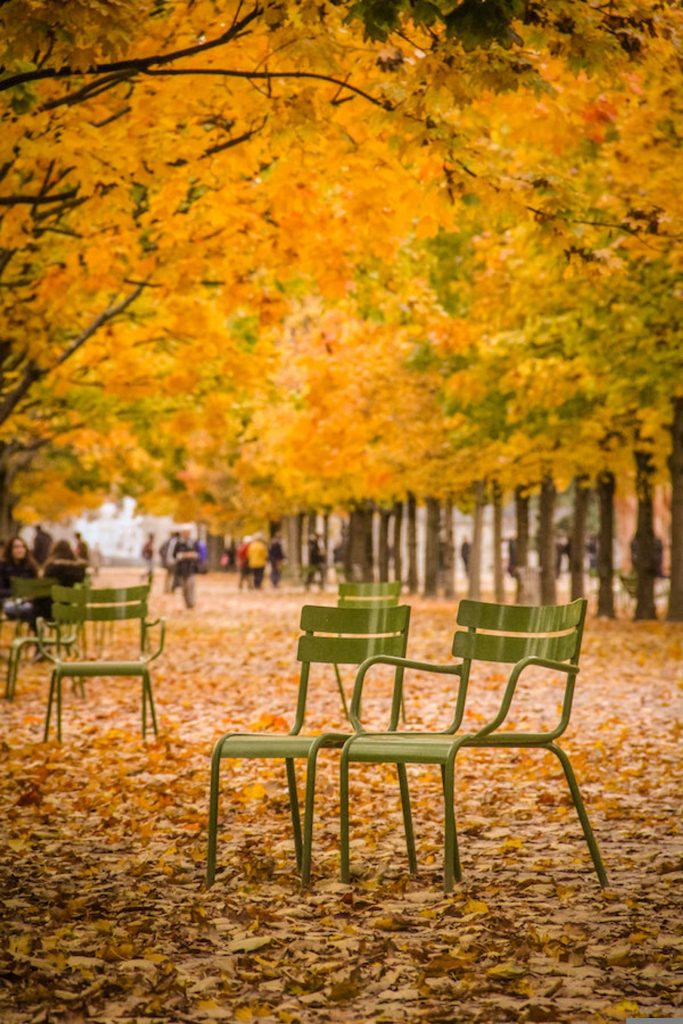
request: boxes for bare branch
[0,6,263,94]
[0,189,78,207]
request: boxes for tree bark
[443,498,455,599]
[596,471,616,618]
[365,505,375,582]
[515,486,529,605]
[570,476,590,600]
[468,481,484,600]
[392,500,403,585]
[378,508,390,582]
[288,513,303,580]
[633,448,657,620]
[424,497,440,596]
[668,397,683,621]
[407,492,418,594]
[492,481,505,602]
[348,505,372,582]
[343,513,353,582]
[206,533,225,572]
[539,474,557,605]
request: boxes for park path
[1,570,681,1022]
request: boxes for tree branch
[0,7,263,93]
[0,282,147,428]
[0,189,78,206]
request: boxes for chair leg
[396,764,417,875]
[340,743,352,883]
[301,745,322,887]
[56,671,63,743]
[442,753,462,893]
[5,642,20,700]
[44,670,57,741]
[142,673,147,738]
[206,741,224,887]
[333,664,350,720]
[547,743,608,887]
[142,669,158,738]
[285,758,303,871]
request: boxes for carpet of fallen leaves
[1,570,682,1024]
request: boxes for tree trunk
[288,513,303,581]
[424,497,440,596]
[596,471,616,618]
[492,481,505,602]
[407,492,418,594]
[668,397,683,621]
[570,476,590,600]
[365,505,375,582]
[468,481,484,600]
[0,450,19,538]
[633,448,657,620]
[206,533,225,573]
[443,498,455,599]
[307,510,317,543]
[378,508,390,582]
[392,500,403,586]
[515,486,530,605]
[348,505,372,582]
[539,474,557,605]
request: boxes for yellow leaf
[463,899,489,915]
[605,1000,639,1019]
[487,961,526,979]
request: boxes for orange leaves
[1,582,683,1021]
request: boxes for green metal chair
[39,584,165,742]
[334,581,401,718]
[207,603,411,888]
[4,577,63,700]
[340,598,608,893]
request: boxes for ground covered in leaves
[1,571,681,1023]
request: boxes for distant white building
[39,498,177,565]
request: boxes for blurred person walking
[268,533,286,588]
[172,527,201,609]
[32,524,53,567]
[248,532,268,590]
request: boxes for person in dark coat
[32,524,53,566]
[172,528,200,608]
[268,534,286,588]
[0,535,39,627]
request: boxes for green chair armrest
[349,655,462,732]
[35,617,78,664]
[143,618,166,662]
[469,656,579,741]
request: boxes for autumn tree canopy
[1,0,682,612]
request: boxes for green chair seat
[207,602,411,888]
[215,731,350,760]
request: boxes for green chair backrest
[292,604,410,732]
[51,584,150,625]
[338,581,400,608]
[453,599,585,665]
[451,599,587,740]
[10,577,58,600]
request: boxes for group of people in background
[0,526,89,630]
